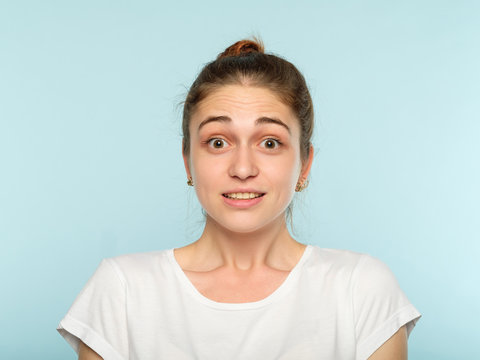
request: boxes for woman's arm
[368,325,408,360]
[78,341,103,360]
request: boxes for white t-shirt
[57,245,420,360]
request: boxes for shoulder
[305,246,399,291]
[102,249,174,284]
[108,249,171,267]
[308,245,389,269]
[306,245,372,272]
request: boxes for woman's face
[184,85,313,234]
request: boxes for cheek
[189,155,223,200]
[191,153,221,178]
[263,154,302,183]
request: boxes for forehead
[192,85,297,124]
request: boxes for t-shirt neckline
[167,244,313,310]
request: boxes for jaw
[203,208,289,239]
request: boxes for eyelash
[260,138,282,149]
[206,138,228,149]
[205,137,282,150]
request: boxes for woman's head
[182,39,314,232]
[182,39,314,163]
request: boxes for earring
[295,178,309,192]
[187,177,194,187]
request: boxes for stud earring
[295,178,309,192]
[187,177,194,187]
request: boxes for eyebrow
[198,116,231,131]
[256,116,291,134]
[197,115,291,134]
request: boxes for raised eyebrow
[197,115,231,132]
[255,117,291,134]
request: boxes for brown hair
[182,39,314,161]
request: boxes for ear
[182,140,192,179]
[299,145,314,180]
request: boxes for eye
[260,138,281,150]
[207,138,228,149]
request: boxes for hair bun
[217,39,265,59]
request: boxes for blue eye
[261,138,280,149]
[208,138,227,149]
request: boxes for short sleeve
[352,255,421,360]
[57,259,129,360]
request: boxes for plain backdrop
[1,1,479,359]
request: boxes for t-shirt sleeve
[57,259,129,360]
[352,255,421,360]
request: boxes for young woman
[58,39,420,360]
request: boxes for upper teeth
[225,192,262,199]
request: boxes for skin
[78,342,102,360]
[178,84,313,302]
[369,325,408,360]
[78,84,408,359]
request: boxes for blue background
[1,1,479,359]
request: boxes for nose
[228,144,259,180]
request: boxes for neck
[188,215,305,272]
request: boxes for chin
[207,212,286,235]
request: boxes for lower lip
[222,195,264,209]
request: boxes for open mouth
[222,192,265,200]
